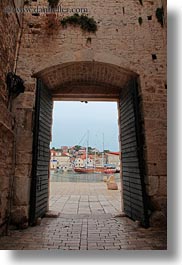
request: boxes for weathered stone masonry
[0,0,24,234]
[0,0,167,231]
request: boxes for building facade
[106,152,120,168]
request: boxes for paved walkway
[0,182,167,250]
[49,182,122,215]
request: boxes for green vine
[60,13,98,33]
[156,7,164,27]
[138,17,143,26]
[48,0,59,8]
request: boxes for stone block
[143,102,167,120]
[107,175,116,184]
[0,190,9,220]
[146,176,159,196]
[149,211,167,227]
[13,177,30,206]
[15,164,31,178]
[107,183,118,190]
[158,176,167,196]
[45,211,60,218]
[25,83,36,92]
[147,161,167,177]
[0,175,10,191]
[16,152,32,165]
[14,109,33,130]
[13,92,35,109]
[24,110,33,130]
[16,129,33,153]
[31,28,41,34]
[149,195,167,214]
[0,102,14,129]
[11,206,29,227]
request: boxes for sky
[51,101,120,152]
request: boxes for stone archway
[29,61,149,227]
[33,60,137,100]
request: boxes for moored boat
[104,168,117,174]
[74,167,105,174]
[74,167,117,174]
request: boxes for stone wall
[0,0,24,234]
[11,0,167,226]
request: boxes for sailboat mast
[102,133,105,167]
[86,130,89,169]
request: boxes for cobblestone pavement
[0,182,167,250]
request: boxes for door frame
[30,77,149,227]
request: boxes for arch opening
[30,61,149,227]
[33,61,138,101]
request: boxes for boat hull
[74,167,117,174]
[74,168,104,174]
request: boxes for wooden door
[30,79,53,225]
[119,80,149,227]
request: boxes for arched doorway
[30,61,149,227]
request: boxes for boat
[74,167,97,174]
[74,166,117,174]
[74,166,105,174]
[104,168,117,174]
[74,131,117,174]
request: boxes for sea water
[50,171,121,183]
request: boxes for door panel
[119,80,149,227]
[29,79,53,225]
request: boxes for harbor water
[50,171,121,183]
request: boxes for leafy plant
[60,13,98,33]
[48,0,59,8]
[156,7,164,27]
[138,17,143,25]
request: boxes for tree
[88,147,93,153]
[104,150,110,153]
[74,145,82,151]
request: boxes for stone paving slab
[49,182,122,215]
[0,214,167,250]
[0,182,167,250]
